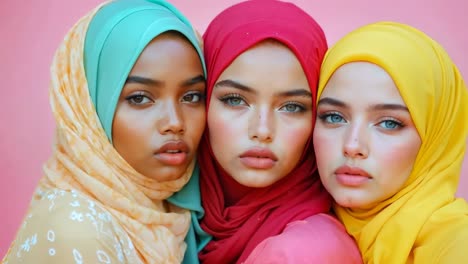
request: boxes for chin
[148,169,186,182]
[333,194,359,208]
[334,194,374,210]
[234,175,280,188]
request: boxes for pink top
[243,213,362,263]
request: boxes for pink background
[1,0,467,256]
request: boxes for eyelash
[318,111,345,124]
[218,93,307,114]
[126,90,206,106]
[181,91,206,104]
[318,112,405,130]
[125,92,153,105]
[279,101,306,113]
[219,93,247,107]
[377,118,405,130]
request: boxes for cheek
[112,110,151,160]
[279,119,312,157]
[207,105,242,150]
[312,128,335,167]
[183,107,206,144]
[377,140,420,174]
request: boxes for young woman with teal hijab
[3,0,210,263]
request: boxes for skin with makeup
[3,1,210,263]
[206,40,361,264]
[113,32,206,183]
[208,41,314,189]
[314,61,421,209]
[313,22,468,263]
[198,1,362,263]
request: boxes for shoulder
[4,189,133,264]
[243,214,362,264]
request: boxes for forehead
[129,32,202,76]
[134,33,194,63]
[321,62,405,105]
[216,41,309,91]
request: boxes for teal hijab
[84,0,211,263]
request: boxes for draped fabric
[318,21,468,263]
[4,1,208,263]
[198,1,332,263]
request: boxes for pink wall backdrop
[1,0,467,256]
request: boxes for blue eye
[126,93,153,105]
[322,113,345,123]
[378,120,403,130]
[279,103,305,113]
[182,92,205,103]
[219,94,247,106]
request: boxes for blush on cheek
[312,131,330,151]
[379,143,413,165]
[283,126,312,155]
[207,112,243,154]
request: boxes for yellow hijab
[318,22,468,263]
[7,3,194,263]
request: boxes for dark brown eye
[182,92,204,103]
[125,93,152,105]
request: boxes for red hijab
[199,1,331,263]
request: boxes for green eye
[227,98,243,105]
[219,94,247,107]
[280,103,303,112]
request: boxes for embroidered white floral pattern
[4,189,140,263]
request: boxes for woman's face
[208,41,313,188]
[112,32,206,182]
[313,62,421,209]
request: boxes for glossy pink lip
[154,141,189,166]
[334,165,372,187]
[239,147,278,169]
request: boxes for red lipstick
[239,147,278,169]
[334,165,371,187]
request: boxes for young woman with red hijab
[198,0,362,263]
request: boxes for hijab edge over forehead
[203,1,327,108]
[318,21,468,263]
[199,1,331,263]
[84,0,206,141]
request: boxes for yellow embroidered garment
[3,2,197,263]
[318,22,468,263]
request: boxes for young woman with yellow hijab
[313,21,468,263]
[3,0,210,263]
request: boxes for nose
[248,106,274,143]
[343,122,368,159]
[159,101,185,135]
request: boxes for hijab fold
[37,0,206,262]
[199,1,331,263]
[318,22,468,263]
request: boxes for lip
[334,165,372,187]
[239,147,278,169]
[154,140,189,166]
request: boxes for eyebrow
[371,103,409,112]
[182,75,206,87]
[318,97,409,112]
[126,76,162,86]
[317,97,347,108]
[215,79,256,94]
[275,89,312,98]
[215,79,311,98]
[126,75,205,87]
